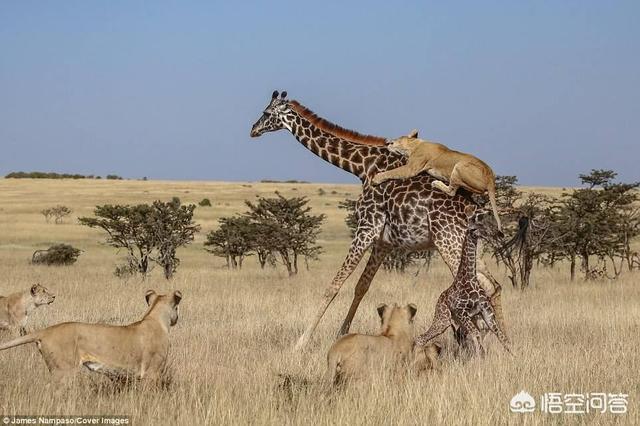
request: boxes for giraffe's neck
[281,110,389,180]
[456,230,479,285]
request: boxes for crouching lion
[0,289,182,385]
[325,303,440,385]
[0,284,55,336]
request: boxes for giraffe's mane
[289,100,387,146]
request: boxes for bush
[199,198,212,207]
[32,244,81,265]
[41,205,72,224]
[106,174,123,180]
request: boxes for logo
[510,390,536,413]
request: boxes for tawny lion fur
[373,130,502,231]
[0,290,182,384]
[0,284,55,336]
[325,303,440,385]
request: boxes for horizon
[2,1,639,186]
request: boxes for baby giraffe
[414,212,510,355]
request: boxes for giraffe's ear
[407,129,419,138]
[280,91,287,99]
[271,90,279,99]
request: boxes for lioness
[325,303,439,385]
[0,289,182,384]
[372,130,502,231]
[0,284,55,336]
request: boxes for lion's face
[387,136,421,155]
[30,284,55,306]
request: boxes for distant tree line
[5,171,124,180]
[259,179,310,184]
[205,192,325,275]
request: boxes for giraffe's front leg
[480,300,512,354]
[294,228,377,351]
[338,240,391,336]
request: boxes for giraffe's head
[250,90,292,137]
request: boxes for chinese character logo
[510,390,536,413]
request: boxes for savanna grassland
[0,178,638,425]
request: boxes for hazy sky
[1,1,638,186]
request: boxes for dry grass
[0,178,638,425]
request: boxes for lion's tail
[487,178,502,233]
[0,332,41,351]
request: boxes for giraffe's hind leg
[455,312,484,357]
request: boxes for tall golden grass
[0,179,637,425]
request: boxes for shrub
[32,244,81,265]
[41,205,72,224]
[199,198,212,207]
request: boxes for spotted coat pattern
[250,92,498,349]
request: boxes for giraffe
[414,211,511,355]
[250,90,503,350]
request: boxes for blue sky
[1,1,638,185]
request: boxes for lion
[325,303,440,385]
[0,289,182,385]
[372,130,502,232]
[0,284,55,336]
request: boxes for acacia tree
[79,198,199,279]
[481,176,566,289]
[204,216,255,269]
[554,170,640,280]
[148,198,200,279]
[244,192,325,275]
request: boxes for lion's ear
[407,303,418,321]
[145,290,157,306]
[173,291,183,305]
[30,284,38,296]
[407,129,419,138]
[377,303,387,319]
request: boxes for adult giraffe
[250,91,502,350]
